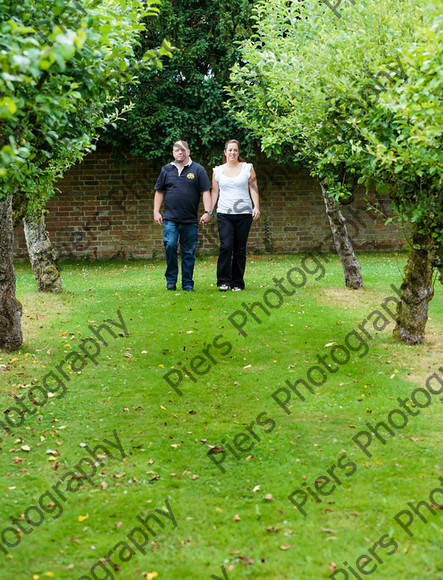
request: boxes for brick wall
[13,147,405,260]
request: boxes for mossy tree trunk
[320,182,363,289]
[0,195,23,351]
[23,211,62,293]
[393,228,436,344]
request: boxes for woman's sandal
[219,284,229,291]
[231,287,242,291]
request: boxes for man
[153,141,212,291]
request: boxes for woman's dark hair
[223,139,245,163]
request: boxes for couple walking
[153,140,260,292]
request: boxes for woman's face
[225,143,239,162]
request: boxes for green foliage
[102,0,259,164]
[359,8,443,242]
[227,0,442,247]
[0,0,165,209]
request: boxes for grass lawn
[0,253,442,580]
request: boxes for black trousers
[216,213,253,289]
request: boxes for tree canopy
[0,0,169,351]
[227,0,442,342]
[227,0,442,249]
[0,0,169,209]
[102,0,258,164]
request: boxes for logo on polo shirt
[186,173,195,179]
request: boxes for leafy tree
[356,8,443,341]
[0,0,168,350]
[102,0,258,164]
[228,0,442,342]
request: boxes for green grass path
[0,253,441,579]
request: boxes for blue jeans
[163,220,198,288]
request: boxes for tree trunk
[320,182,363,289]
[393,228,435,344]
[0,195,23,351]
[23,211,62,293]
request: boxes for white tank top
[213,162,253,214]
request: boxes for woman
[210,140,260,291]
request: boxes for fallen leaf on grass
[329,562,337,572]
[113,473,126,479]
[78,515,89,522]
[20,445,31,452]
[321,528,336,533]
[280,544,291,550]
[233,514,241,521]
[208,446,226,454]
[235,555,253,565]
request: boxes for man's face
[173,146,190,164]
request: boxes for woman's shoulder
[243,162,254,175]
[213,164,226,178]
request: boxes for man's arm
[200,190,212,223]
[153,190,164,225]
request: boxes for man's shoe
[167,283,177,290]
[219,284,229,292]
[183,287,194,292]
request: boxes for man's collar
[171,157,192,169]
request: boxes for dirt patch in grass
[20,293,70,343]
[315,287,442,387]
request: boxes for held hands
[153,211,163,225]
[200,212,212,224]
[252,207,261,221]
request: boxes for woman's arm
[200,173,220,223]
[211,172,220,211]
[249,167,260,221]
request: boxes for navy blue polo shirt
[155,161,212,224]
